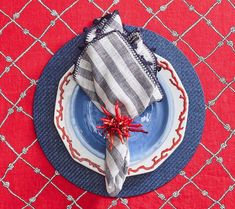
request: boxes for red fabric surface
[0,0,235,208]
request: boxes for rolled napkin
[74,10,163,196]
[105,136,130,196]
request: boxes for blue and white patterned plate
[54,54,188,176]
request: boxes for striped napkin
[74,11,163,196]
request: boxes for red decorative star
[96,101,148,150]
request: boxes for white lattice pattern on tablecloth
[0,0,234,208]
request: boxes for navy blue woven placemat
[33,26,205,197]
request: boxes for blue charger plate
[34,26,205,197]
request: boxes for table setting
[0,1,234,208]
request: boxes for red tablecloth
[0,1,235,208]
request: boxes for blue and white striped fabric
[74,11,163,196]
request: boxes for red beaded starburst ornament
[96,101,148,150]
